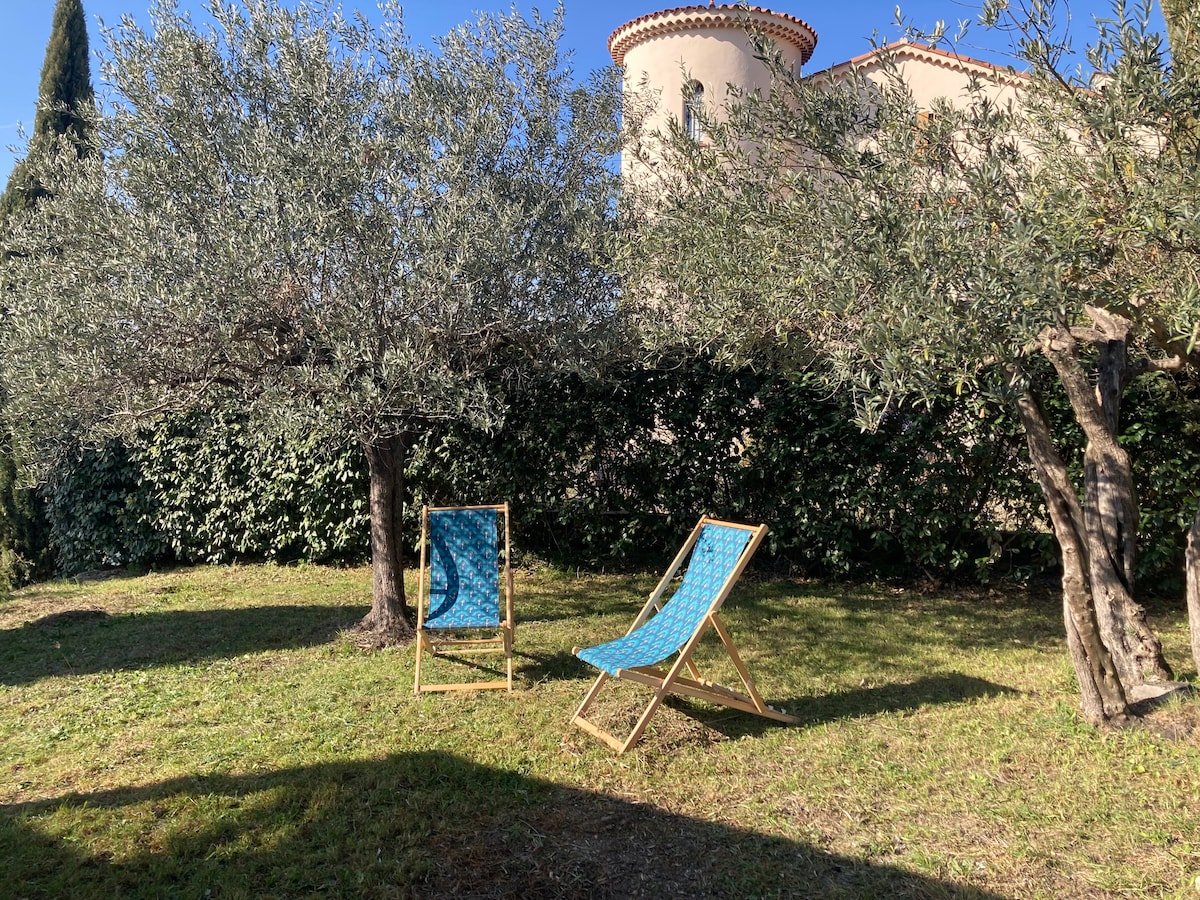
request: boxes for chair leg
[710,612,770,713]
[570,671,673,754]
[413,631,425,696]
[620,688,670,753]
[572,671,609,722]
[504,625,514,692]
[571,671,630,753]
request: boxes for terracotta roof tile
[809,39,1027,84]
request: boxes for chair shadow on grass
[515,648,593,682]
[660,672,1017,742]
[0,604,368,686]
[1,751,1007,899]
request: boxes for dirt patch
[25,609,111,628]
[417,795,739,898]
[1132,683,1200,740]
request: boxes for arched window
[683,81,704,141]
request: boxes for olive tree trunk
[1015,391,1129,724]
[356,433,415,646]
[1040,320,1173,687]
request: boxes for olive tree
[0,0,620,643]
[621,1,1200,725]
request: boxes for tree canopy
[621,0,1200,724]
[0,0,621,640]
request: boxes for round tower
[610,4,817,179]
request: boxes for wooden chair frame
[414,503,514,693]
[571,517,798,753]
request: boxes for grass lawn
[2,562,1199,898]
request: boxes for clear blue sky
[0,0,1168,185]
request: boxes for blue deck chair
[414,504,514,693]
[571,517,798,753]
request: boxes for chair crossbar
[425,636,507,649]
[418,680,512,694]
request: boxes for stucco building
[609,5,818,142]
[609,3,1023,179]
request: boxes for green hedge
[32,360,1200,587]
[42,439,166,574]
[134,411,368,565]
[42,413,367,575]
[406,361,1045,578]
[0,428,54,593]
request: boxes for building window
[683,81,704,141]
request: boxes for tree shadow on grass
[0,604,367,686]
[1,751,1005,899]
[524,577,1071,691]
[732,579,1068,654]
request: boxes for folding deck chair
[414,503,514,693]
[571,516,798,753]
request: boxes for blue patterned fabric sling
[577,523,752,675]
[424,507,501,630]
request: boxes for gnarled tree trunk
[356,433,415,647]
[1041,320,1172,687]
[1015,391,1128,725]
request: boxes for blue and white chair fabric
[571,517,798,753]
[414,504,513,693]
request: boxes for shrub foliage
[39,356,1197,587]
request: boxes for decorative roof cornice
[609,5,818,67]
[809,39,1027,86]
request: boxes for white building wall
[611,5,817,184]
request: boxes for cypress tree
[1,0,94,219]
[0,0,95,590]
